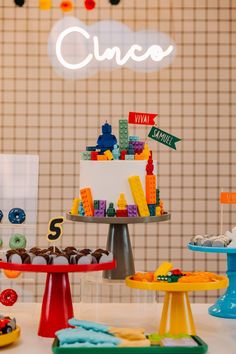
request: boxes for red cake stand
[0,261,116,338]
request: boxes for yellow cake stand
[125,275,228,335]
[0,327,20,347]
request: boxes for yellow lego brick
[70,198,80,215]
[155,206,161,216]
[128,176,150,217]
[143,143,150,160]
[154,262,173,280]
[104,150,113,160]
[97,155,108,160]
[117,193,127,210]
[80,188,94,216]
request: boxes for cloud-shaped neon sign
[48,17,176,79]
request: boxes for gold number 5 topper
[47,216,64,242]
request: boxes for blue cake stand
[188,243,236,319]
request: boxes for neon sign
[56,26,174,70]
[48,17,176,79]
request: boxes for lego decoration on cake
[75,118,169,218]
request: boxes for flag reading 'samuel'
[148,126,181,150]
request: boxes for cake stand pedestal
[188,244,236,319]
[0,261,115,338]
[126,274,228,335]
[66,213,170,280]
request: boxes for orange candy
[3,269,22,279]
[132,272,154,282]
[179,272,218,283]
[60,0,73,12]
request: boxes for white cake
[79,160,157,205]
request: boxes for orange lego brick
[146,175,157,204]
[97,155,108,160]
[80,188,94,216]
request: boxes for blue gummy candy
[68,319,109,333]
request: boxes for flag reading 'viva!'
[128,112,158,126]
[148,126,181,150]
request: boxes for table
[3,303,236,354]
[66,213,170,279]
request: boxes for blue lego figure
[96,122,117,152]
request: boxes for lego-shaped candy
[94,209,105,217]
[120,150,127,160]
[128,176,150,217]
[156,189,160,206]
[154,262,173,280]
[112,144,120,160]
[104,150,113,160]
[134,152,145,160]
[91,151,98,160]
[94,200,100,210]
[146,175,157,204]
[125,155,134,160]
[81,151,91,160]
[117,193,127,210]
[99,200,106,210]
[96,122,117,152]
[86,146,97,151]
[79,202,85,216]
[155,206,161,216]
[129,136,140,142]
[80,188,94,216]
[119,120,129,151]
[128,143,135,155]
[142,143,150,160]
[106,203,116,217]
[127,205,138,217]
[116,209,128,217]
[71,198,80,215]
[148,204,156,216]
[146,153,154,175]
[97,155,107,160]
[159,200,165,214]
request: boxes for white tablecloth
[3,303,236,354]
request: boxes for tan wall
[0,0,235,302]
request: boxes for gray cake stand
[66,213,170,280]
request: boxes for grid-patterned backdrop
[0,0,235,303]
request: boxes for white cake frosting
[79,160,157,205]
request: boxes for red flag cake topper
[128,112,158,126]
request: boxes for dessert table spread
[2,303,236,354]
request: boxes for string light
[60,0,73,12]
[84,0,96,10]
[109,0,120,5]
[14,0,25,6]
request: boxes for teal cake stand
[188,244,236,319]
